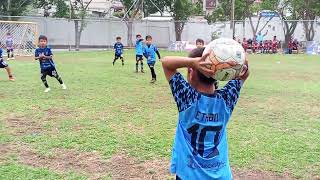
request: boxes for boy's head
[145,35,152,45]
[116,36,121,42]
[136,34,142,39]
[187,47,218,89]
[38,35,48,47]
[196,39,204,48]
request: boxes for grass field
[0,50,319,180]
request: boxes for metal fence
[0,16,319,50]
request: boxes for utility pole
[231,0,235,38]
[7,0,11,20]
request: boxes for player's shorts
[0,60,8,68]
[148,61,156,67]
[136,55,143,61]
[41,67,59,77]
[7,48,13,52]
[115,54,123,59]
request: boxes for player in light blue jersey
[0,43,15,81]
[162,47,249,180]
[35,35,66,93]
[113,36,124,66]
[6,33,14,60]
[135,34,144,73]
[143,35,161,83]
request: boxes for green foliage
[0,0,32,17]
[33,0,69,18]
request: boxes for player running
[113,36,124,66]
[135,34,144,73]
[35,35,67,93]
[0,46,15,81]
[162,47,249,180]
[6,33,14,60]
[143,35,161,83]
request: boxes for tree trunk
[282,20,297,48]
[74,20,81,51]
[127,21,133,47]
[174,21,184,41]
[303,20,315,41]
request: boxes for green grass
[0,50,319,179]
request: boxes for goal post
[0,20,38,56]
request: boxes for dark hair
[116,36,121,40]
[39,35,48,41]
[196,38,204,45]
[136,34,141,38]
[188,48,218,88]
[146,35,152,40]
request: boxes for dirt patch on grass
[19,148,108,179]
[43,107,73,121]
[233,168,294,180]
[5,115,42,136]
[0,143,15,162]
[107,154,171,180]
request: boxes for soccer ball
[203,38,246,81]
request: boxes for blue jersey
[135,39,143,55]
[114,42,124,55]
[35,47,55,70]
[169,73,243,180]
[143,44,159,65]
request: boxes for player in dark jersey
[0,45,15,81]
[35,35,66,93]
[143,35,161,83]
[135,34,144,73]
[113,36,124,66]
[162,47,249,179]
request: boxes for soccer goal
[0,21,38,56]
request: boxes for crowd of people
[235,33,300,54]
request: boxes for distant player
[143,35,161,83]
[272,36,278,54]
[0,45,15,81]
[135,34,144,73]
[35,35,67,93]
[162,47,249,180]
[6,33,14,60]
[113,36,124,66]
[196,39,204,48]
[242,38,248,52]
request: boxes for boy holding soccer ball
[143,35,161,83]
[35,35,66,93]
[0,45,15,81]
[113,36,124,66]
[162,47,249,180]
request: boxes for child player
[135,34,144,73]
[0,44,15,81]
[196,39,204,48]
[143,35,161,83]
[6,33,14,60]
[113,36,124,66]
[162,47,249,179]
[35,35,67,93]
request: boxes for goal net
[0,21,38,56]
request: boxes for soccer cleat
[150,79,156,83]
[61,84,67,90]
[112,62,115,66]
[44,88,51,93]
[9,77,15,81]
[11,57,15,60]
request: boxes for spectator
[288,38,293,54]
[293,39,299,54]
[256,30,268,43]
[242,38,248,52]
[272,36,278,54]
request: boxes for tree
[0,0,33,20]
[34,0,92,51]
[296,0,320,41]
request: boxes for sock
[141,62,144,71]
[150,67,156,79]
[121,58,124,65]
[136,62,139,71]
[41,76,49,88]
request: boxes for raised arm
[161,54,214,82]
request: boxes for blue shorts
[0,60,8,68]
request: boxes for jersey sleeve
[169,73,200,112]
[48,48,53,56]
[35,49,39,57]
[217,80,243,112]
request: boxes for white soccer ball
[203,38,246,81]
